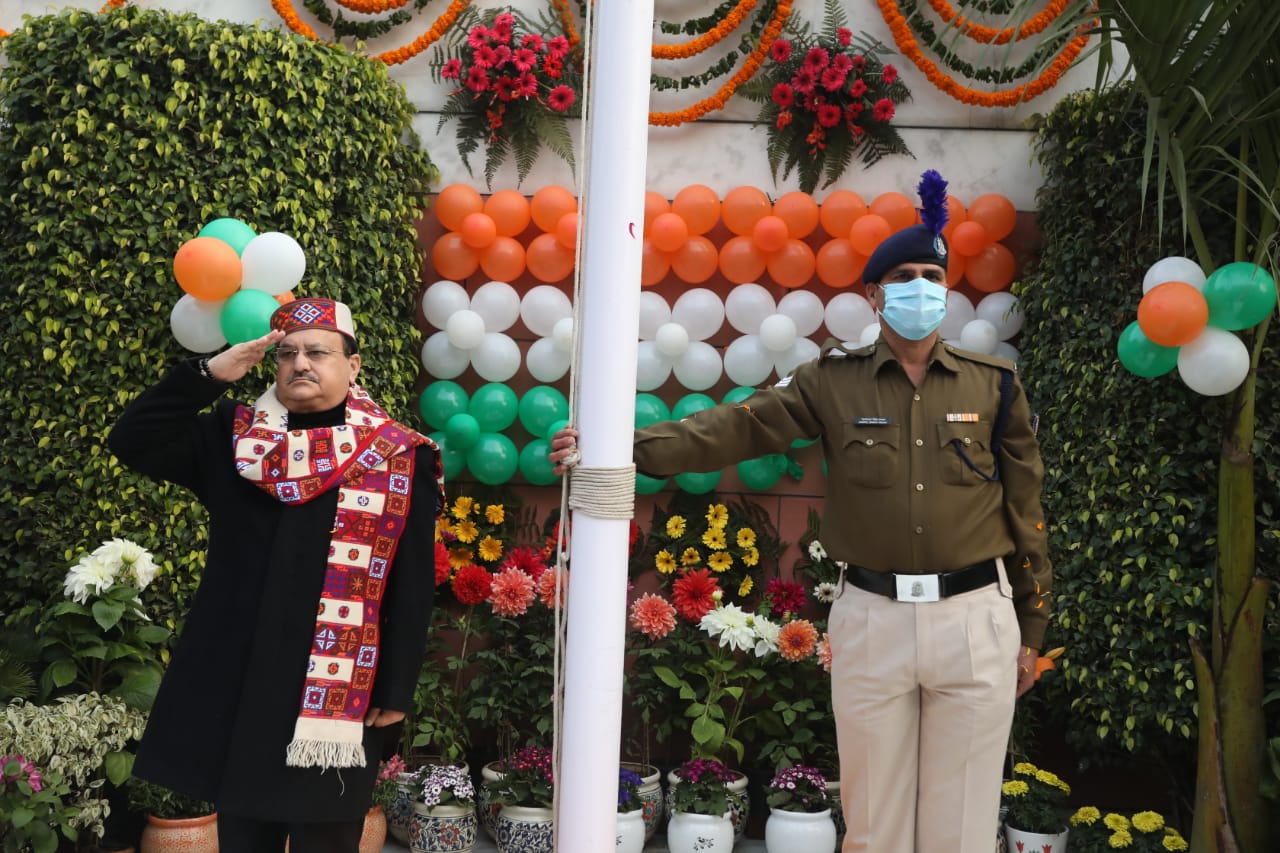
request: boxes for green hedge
[1020,85,1280,775]
[0,7,435,626]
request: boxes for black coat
[108,361,438,822]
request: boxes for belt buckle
[894,573,940,603]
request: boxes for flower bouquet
[1069,807,1189,852]
[431,6,581,186]
[765,764,831,813]
[1001,761,1071,834]
[739,0,912,193]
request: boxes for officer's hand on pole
[206,330,287,383]
[548,426,580,476]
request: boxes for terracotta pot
[359,806,387,853]
[139,813,218,853]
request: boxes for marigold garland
[652,0,758,60]
[925,0,1070,45]
[649,0,792,127]
[271,0,471,65]
[550,0,580,53]
[876,0,1090,107]
[334,0,411,13]
[899,0,1070,83]
[101,0,130,9]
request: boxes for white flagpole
[554,0,654,849]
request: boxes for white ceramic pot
[495,804,554,853]
[477,760,505,841]
[409,802,478,853]
[621,761,663,841]
[666,811,735,853]
[1005,824,1069,853]
[615,808,645,853]
[665,767,750,842]
[765,807,837,853]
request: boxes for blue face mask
[879,278,948,341]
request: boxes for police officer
[550,173,1051,853]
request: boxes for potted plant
[615,767,645,853]
[126,777,216,853]
[409,764,477,853]
[764,765,836,853]
[0,753,79,853]
[1068,807,1189,852]
[486,745,554,853]
[1001,761,1072,851]
[360,755,406,853]
[666,758,736,853]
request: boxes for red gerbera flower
[671,568,721,622]
[820,66,848,92]
[630,593,677,640]
[882,64,899,85]
[803,47,830,71]
[547,35,570,58]
[517,72,539,99]
[512,47,538,73]
[453,563,493,605]
[873,98,896,122]
[850,55,867,73]
[465,66,490,94]
[776,110,793,130]
[434,541,451,586]
[791,67,818,95]
[494,77,518,102]
[489,567,536,617]
[543,55,564,79]
[441,58,464,80]
[772,83,795,108]
[837,27,853,47]
[770,39,792,63]
[848,78,868,99]
[466,27,490,50]
[473,45,498,69]
[521,33,545,52]
[547,85,576,112]
[492,12,515,43]
[765,577,808,615]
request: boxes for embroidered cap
[270,298,357,345]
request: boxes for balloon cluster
[169,219,306,351]
[431,184,579,283]
[642,185,722,285]
[1118,257,1276,396]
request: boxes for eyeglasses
[273,346,342,363]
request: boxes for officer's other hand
[548,426,580,476]
[1015,646,1039,698]
[364,707,405,727]
[206,330,287,383]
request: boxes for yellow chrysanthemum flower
[1001,780,1029,797]
[1071,807,1101,827]
[666,515,687,538]
[702,528,727,550]
[1035,770,1070,795]
[485,504,505,524]
[705,503,728,529]
[448,547,474,570]
[1104,814,1131,832]
[680,548,702,567]
[708,552,733,572]
[742,547,760,567]
[452,496,474,519]
[736,527,756,548]
[656,550,677,574]
[438,516,454,534]
[1131,812,1164,834]
[1162,833,1188,851]
[1109,830,1133,849]
[454,519,479,544]
[1012,762,1037,776]
[478,536,503,563]
[738,577,754,596]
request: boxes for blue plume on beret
[917,169,949,236]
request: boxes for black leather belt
[844,559,998,602]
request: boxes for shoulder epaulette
[943,344,1016,373]
[821,338,874,360]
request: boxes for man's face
[866,262,948,310]
[273,329,360,413]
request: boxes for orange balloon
[484,190,531,237]
[946,195,968,227]
[431,232,480,280]
[966,243,1016,292]
[644,191,670,232]
[650,211,690,253]
[815,239,865,289]
[531,185,577,232]
[946,252,967,287]
[722,186,771,236]
[459,212,498,249]
[768,239,816,288]
[950,221,989,257]
[173,236,243,301]
[672,185,722,236]
[718,235,767,283]
[479,235,526,282]
[773,191,820,238]
[434,184,483,231]
[752,215,789,253]
[275,290,295,305]
[967,194,1017,242]
[554,212,578,250]
[820,190,868,237]
[870,192,918,232]
[526,233,575,283]
[671,235,719,284]
[1137,281,1209,346]
[849,214,892,256]
[641,239,670,287]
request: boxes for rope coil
[567,465,637,520]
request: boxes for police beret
[862,224,949,284]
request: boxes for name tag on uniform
[946,413,980,422]
[855,416,891,426]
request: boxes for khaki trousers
[829,561,1020,853]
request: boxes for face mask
[879,278,948,341]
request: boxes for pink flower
[882,64,899,85]
[467,27,490,50]
[630,593,677,640]
[770,39,792,63]
[873,98,895,122]
[465,66,490,94]
[473,45,498,69]
[547,85,576,112]
[517,72,539,99]
[792,66,818,94]
[803,47,830,71]
[817,633,833,672]
[492,13,515,43]
[832,54,853,74]
[379,754,407,780]
[521,33,545,53]
[820,66,848,91]
[547,35,570,58]
[492,45,512,68]
[536,566,567,608]
[441,58,463,80]
[512,47,538,72]
[837,27,853,47]
[489,567,536,617]
[850,54,867,73]
[848,78,868,99]
[771,83,795,108]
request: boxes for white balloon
[824,293,876,341]
[470,332,522,382]
[994,341,1020,363]
[170,295,227,353]
[240,232,305,295]
[938,290,976,340]
[470,280,521,332]
[725,283,776,334]
[445,309,486,350]
[520,285,573,337]
[655,322,690,358]
[777,290,825,336]
[759,313,798,352]
[526,337,571,382]
[636,340,673,391]
[673,341,723,390]
[638,291,672,340]
[421,331,470,379]
[859,323,881,347]
[1177,327,1250,396]
[421,280,470,329]
[959,319,999,354]
[552,317,575,353]
[1143,256,1207,294]
[671,288,725,341]
[975,292,1024,341]
[723,335,775,386]
[775,337,820,378]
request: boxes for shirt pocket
[841,423,900,488]
[936,421,996,485]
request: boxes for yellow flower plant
[1069,806,1188,852]
[1001,761,1071,834]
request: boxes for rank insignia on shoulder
[774,376,793,388]
[946,413,979,422]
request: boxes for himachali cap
[270,298,357,345]
[862,169,952,285]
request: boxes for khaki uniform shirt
[633,338,1053,648]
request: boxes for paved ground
[383,832,769,852]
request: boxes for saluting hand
[205,330,286,384]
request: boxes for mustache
[288,371,320,384]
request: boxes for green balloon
[465,433,519,485]
[737,454,786,490]
[1203,262,1277,330]
[219,289,279,345]
[635,472,668,494]
[419,381,469,430]
[672,393,717,420]
[675,470,721,494]
[545,418,571,443]
[721,386,757,405]
[518,386,569,437]
[634,393,671,429]
[198,218,257,255]
[468,383,519,432]
[428,431,465,480]
[444,413,481,450]
[1116,321,1178,378]
[518,439,559,485]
